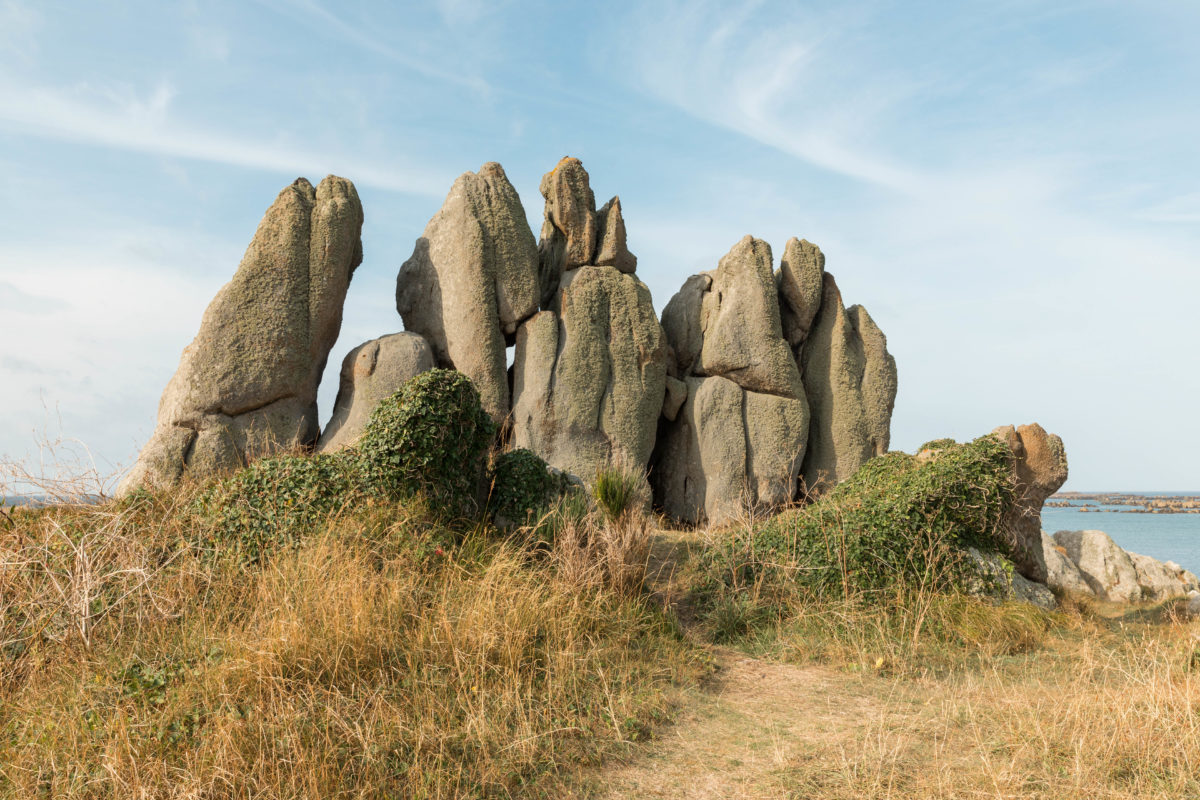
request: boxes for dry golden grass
[0,482,697,799]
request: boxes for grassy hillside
[2,384,1199,798]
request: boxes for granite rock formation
[317,332,435,452]
[652,234,896,525]
[119,175,363,494]
[1044,529,1200,603]
[395,162,539,422]
[800,275,898,493]
[992,423,1069,582]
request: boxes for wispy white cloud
[0,75,448,196]
[254,0,490,94]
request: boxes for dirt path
[594,650,889,799]
[581,530,909,798]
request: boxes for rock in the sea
[317,332,434,452]
[800,274,897,493]
[777,237,825,348]
[594,196,637,274]
[700,236,803,398]
[1053,529,1141,603]
[992,424,1069,583]
[650,375,809,526]
[395,162,539,422]
[120,175,364,494]
[1041,531,1096,598]
[510,266,667,482]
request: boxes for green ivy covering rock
[709,434,1017,597]
[489,448,570,529]
[353,369,495,510]
[197,369,496,563]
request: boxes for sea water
[1042,496,1200,577]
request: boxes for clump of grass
[592,466,643,523]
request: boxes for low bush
[707,434,1016,601]
[489,448,570,528]
[196,453,355,565]
[353,369,495,512]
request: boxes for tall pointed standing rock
[395,162,540,422]
[777,237,825,348]
[119,175,364,494]
[800,273,897,493]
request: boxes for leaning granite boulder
[700,236,803,398]
[801,274,898,493]
[992,424,1068,582]
[510,266,667,482]
[119,175,364,494]
[317,332,434,452]
[1053,529,1141,603]
[660,272,711,376]
[395,162,539,422]
[1041,531,1096,598]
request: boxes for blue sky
[1,0,1198,491]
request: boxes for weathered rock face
[700,236,803,398]
[651,375,810,525]
[395,162,539,422]
[652,237,816,525]
[1053,529,1142,602]
[510,266,667,481]
[317,332,434,452]
[777,237,825,348]
[594,196,637,274]
[991,424,1068,582]
[1127,552,1200,601]
[1041,531,1096,598]
[119,175,364,494]
[536,158,638,304]
[800,274,898,494]
[660,273,711,377]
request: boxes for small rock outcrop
[395,162,540,422]
[510,266,667,481]
[800,274,898,494]
[317,332,434,452]
[536,157,638,304]
[120,175,364,494]
[992,424,1069,582]
[1053,529,1143,603]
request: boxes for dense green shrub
[489,448,569,528]
[710,435,1016,598]
[198,369,496,562]
[353,369,495,512]
[197,453,355,564]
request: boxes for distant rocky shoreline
[1047,492,1200,514]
